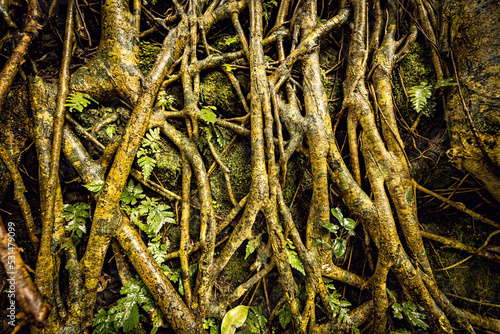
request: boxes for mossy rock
[154,140,182,189]
[393,42,436,124]
[200,71,243,117]
[209,136,252,212]
[221,245,252,290]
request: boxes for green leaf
[142,128,161,153]
[323,223,340,233]
[331,207,343,222]
[286,247,306,275]
[106,125,116,139]
[213,125,228,148]
[408,82,432,114]
[223,35,239,45]
[275,303,291,329]
[434,77,456,89]
[156,91,176,110]
[248,306,267,329]
[134,197,176,238]
[92,309,119,334]
[221,305,249,334]
[62,203,90,245]
[148,239,169,265]
[222,63,237,72]
[83,180,104,194]
[121,179,145,205]
[401,301,429,329]
[333,238,347,258]
[341,218,356,231]
[386,288,396,302]
[201,105,217,124]
[123,303,139,331]
[245,236,261,259]
[64,92,98,112]
[392,302,403,319]
[137,155,156,181]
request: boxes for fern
[285,238,305,275]
[64,92,98,112]
[92,277,164,334]
[137,155,156,181]
[275,303,291,329]
[136,128,161,180]
[408,78,455,116]
[324,278,354,326]
[148,235,169,265]
[240,306,267,334]
[132,197,176,238]
[408,82,432,114]
[62,203,90,245]
[83,180,104,194]
[121,179,146,206]
[156,91,176,110]
[142,128,161,153]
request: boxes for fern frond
[408,82,432,114]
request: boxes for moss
[200,71,242,117]
[139,41,161,75]
[221,245,251,288]
[282,153,311,205]
[423,214,500,316]
[393,42,436,123]
[154,141,182,188]
[208,136,252,212]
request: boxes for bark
[0,0,498,333]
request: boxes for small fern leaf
[137,155,156,180]
[435,77,457,89]
[408,82,432,114]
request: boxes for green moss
[200,71,241,117]
[393,42,436,122]
[139,41,161,75]
[208,137,252,212]
[221,246,251,287]
[424,214,500,314]
[154,141,182,188]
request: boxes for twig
[415,181,500,230]
[445,293,500,309]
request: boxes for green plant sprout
[136,127,162,180]
[155,90,176,110]
[64,92,98,112]
[62,202,90,246]
[408,78,456,117]
[387,289,429,330]
[319,207,356,258]
[92,277,164,334]
[200,105,217,124]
